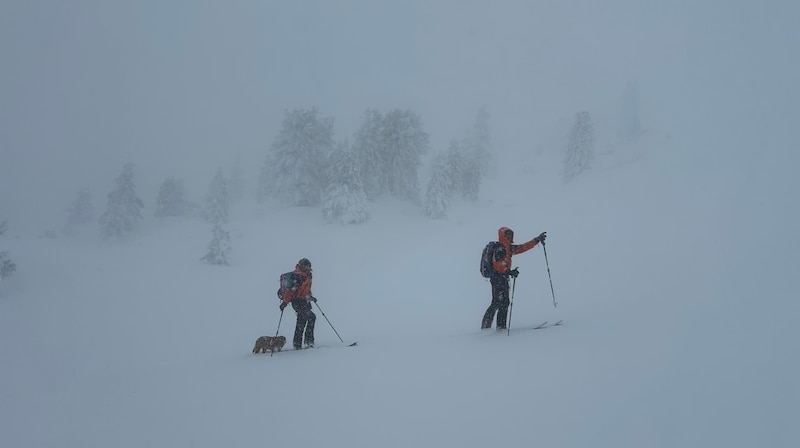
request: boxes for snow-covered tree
[99,163,144,238]
[382,109,429,203]
[201,224,231,266]
[203,168,230,225]
[351,108,429,203]
[352,108,386,200]
[444,140,465,194]
[257,108,334,206]
[322,141,369,224]
[0,220,16,281]
[464,106,493,178]
[459,150,481,201]
[65,188,94,227]
[155,177,191,218]
[423,152,452,219]
[563,111,595,183]
[445,139,481,201]
[228,155,245,202]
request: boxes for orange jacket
[491,226,540,274]
[280,266,313,304]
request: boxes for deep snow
[2,132,798,448]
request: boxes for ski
[275,341,358,354]
[534,320,563,329]
[298,341,358,350]
[511,320,564,332]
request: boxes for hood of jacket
[498,226,514,246]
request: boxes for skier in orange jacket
[279,258,316,349]
[482,227,546,330]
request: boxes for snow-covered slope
[1,134,797,448]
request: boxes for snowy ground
[1,135,798,448]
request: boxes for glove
[535,231,547,244]
[279,302,287,311]
[308,296,317,303]
[507,268,519,278]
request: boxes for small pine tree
[563,111,595,182]
[0,220,16,281]
[444,139,481,201]
[155,177,191,218]
[467,106,493,178]
[229,155,245,201]
[203,168,230,225]
[66,188,94,227]
[322,142,369,224]
[201,224,231,266]
[99,163,144,238]
[459,151,481,201]
[423,152,452,219]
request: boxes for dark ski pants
[291,299,316,349]
[482,275,510,329]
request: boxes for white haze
[2,1,797,230]
[1,1,799,447]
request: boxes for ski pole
[313,300,344,343]
[271,309,284,357]
[542,242,557,308]
[507,275,516,336]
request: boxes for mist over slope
[2,129,797,447]
[2,1,799,446]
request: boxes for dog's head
[270,335,287,349]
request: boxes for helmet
[298,258,312,272]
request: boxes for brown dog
[252,335,286,354]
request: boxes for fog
[2,1,799,232]
[2,3,800,447]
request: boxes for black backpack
[277,271,301,300]
[479,241,501,278]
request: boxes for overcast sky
[2,1,798,231]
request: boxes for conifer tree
[257,108,334,206]
[155,177,191,218]
[445,139,480,201]
[204,168,230,225]
[322,141,369,224]
[99,163,144,238]
[382,109,429,203]
[424,152,452,219]
[351,108,429,203]
[465,106,493,177]
[459,149,481,202]
[228,155,245,201]
[0,220,16,281]
[201,224,231,266]
[66,188,94,227]
[563,111,595,182]
[352,108,386,200]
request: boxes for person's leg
[303,309,316,347]
[291,300,307,349]
[495,280,510,329]
[482,277,502,329]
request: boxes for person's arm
[511,232,546,255]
